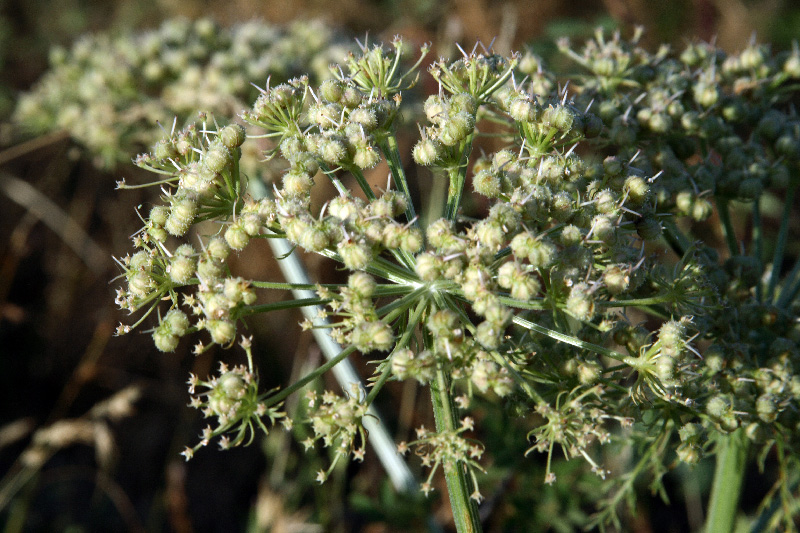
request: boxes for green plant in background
[13,16,800,530]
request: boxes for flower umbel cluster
[111,30,800,531]
[14,18,351,169]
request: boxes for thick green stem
[430,368,482,532]
[706,429,748,533]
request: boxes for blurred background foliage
[1,0,800,532]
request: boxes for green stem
[238,297,328,317]
[261,345,357,407]
[381,134,417,224]
[717,198,739,258]
[752,197,764,302]
[661,219,692,258]
[444,134,475,221]
[349,165,377,201]
[512,316,626,362]
[430,367,482,532]
[706,429,748,533]
[766,182,798,303]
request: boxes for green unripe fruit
[509,97,537,123]
[603,265,630,295]
[756,394,777,423]
[341,86,363,108]
[207,236,230,261]
[225,222,250,250]
[412,137,441,166]
[165,308,190,337]
[348,272,376,298]
[165,198,197,236]
[475,320,502,349]
[473,169,502,197]
[282,169,314,197]
[566,283,595,321]
[350,107,378,130]
[204,142,232,173]
[320,138,347,164]
[450,93,477,115]
[624,175,649,204]
[169,255,196,284]
[319,79,344,103]
[427,309,459,337]
[676,442,702,465]
[149,205,169,227]
[353,143,381,169]
[560,225,582,246]
[217,372,247,399]
[154,138,178,161]
[706,395,730,419]
[338,240,371,270]
[415,253,440,281]
[219,124,246,149]
[153,327,179,352]
[207,319,236,345]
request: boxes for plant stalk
[705,429,748,533]
[430,368,482,532]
